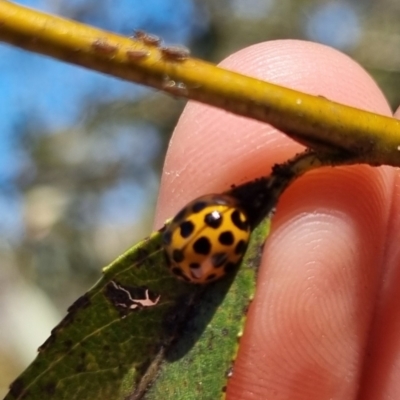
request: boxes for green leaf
[145,219,270,400]
[5,218,270,400]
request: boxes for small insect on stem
[126,49,150,61]
[160,45,190,61]
[91,39,118,56]
[133,30,162,47]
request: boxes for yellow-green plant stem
[1,1,400,166]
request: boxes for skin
[154,40,400,400]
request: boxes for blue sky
[0,0,209,240]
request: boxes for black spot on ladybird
[180,220,194,238]
[235,239,247,255]
[212,252,228,268]
[204,211,223,228]
[219,231,234,246]
[163,230,172,245]
[172,249,184,263]
[231,209,249,231]
[192,201,207,213]
[193,237,211,255]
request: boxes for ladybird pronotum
[163,194,250,284]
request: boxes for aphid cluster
[133,30,190,62]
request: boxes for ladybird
[163,194,250,283]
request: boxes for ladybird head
[163,194,250,283]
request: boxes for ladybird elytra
[163,194,250,283]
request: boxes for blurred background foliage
[1,0,400,394]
